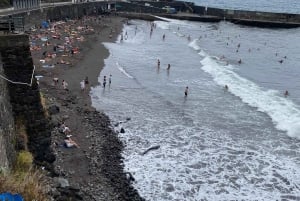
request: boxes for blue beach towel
[0,192,24,201]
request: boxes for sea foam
[200,56,300,139]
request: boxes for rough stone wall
[0,57,16,170]
[0,35,55,169]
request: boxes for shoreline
[32,15,144,200]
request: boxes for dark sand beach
[30,15,144,200]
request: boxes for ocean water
[188,0,300,14]
[91,18,300,200]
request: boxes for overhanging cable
[0,65,36,87]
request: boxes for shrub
[0,151,49,200]
[14,151,33,172]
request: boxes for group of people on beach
[59,122,79,148]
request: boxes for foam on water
[201,56,300,139]
[115,62,134,79]
[188,39,201,51]
[91,19,300,201]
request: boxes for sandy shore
[31,15,144,200]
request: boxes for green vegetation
[0,151,49,201]
[0,117,49,200]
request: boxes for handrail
[0,65,36,87]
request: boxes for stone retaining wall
[0,57,16,171]
[0,35,55,169]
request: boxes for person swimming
[224,85,229,91]
[284,90,289,97]
[184,86,189,97]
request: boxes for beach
[31,15,144,200]
[29,12,300,200]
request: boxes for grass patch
[0,151,49,201]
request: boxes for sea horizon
[187,0,300,14]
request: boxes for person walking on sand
[62,80,68,90]
[185,86,189,97]
[85,76,89,85]
[80,80,85,91]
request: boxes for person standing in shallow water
[167,64,171,70]
[185,86,189,97]
[109,74,112,87]
[103,76,107,88]
[284,90,289,97]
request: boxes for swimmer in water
[185,86,189,97]
[284,90,289,97]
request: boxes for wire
[0,65,36,87]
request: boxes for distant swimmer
[187,35,191,41]
[224,85,229,91]
[284,90,289,97]
[167,64,171,70]
[109,74,112,87]
[162,34,165,41]
[157,59,160,67]
[238,59,242,64]
[279,59,283,64]
[184,86,189,97]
